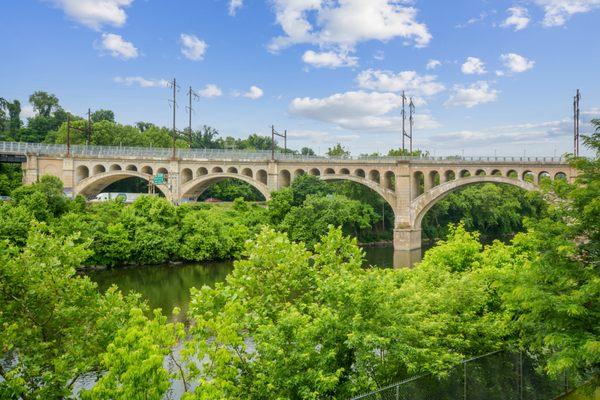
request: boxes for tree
[190,125,221,148]
[28,91,60,117]
[301,147,316,156]
[0,228,140,399]
[387,148,429,157]
[327,143,350,157]
[0,98,22,139]
[91,109,115,123]
[289,173,333,206]
[11,175,68,221]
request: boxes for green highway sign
[153,173,166,185]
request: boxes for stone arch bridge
[1,142,575,266]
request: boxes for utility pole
[66,115,71,157]
[573,89,581,157]
[86,108,92,145]
[271,125,286,160]
[187,86,199,146]
[408,97,415,154]
[168,78,179,159]
[401,90,407,152]
[284,129,287,153]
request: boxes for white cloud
[455,11,493,28]
[229,0,243,16]
[287,130,360,144]
[98,33,138,59]
[269,0,431,52]
[289,91,440,132]
[501,7,530,31]
[114,76,169,88]
[501,53,535,73]
[356,69,445,98]
[461,57,486,75]
[180,33,207,61]
[47,0,134,30]
[302,50,358,68]
[20,105,36,121]
[242,86,264,99]
[198,84,223,98]
[445,81,498,108]
[426,59,441,70]
[374,51,385,61]
[532,0,600,26]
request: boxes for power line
[408,98,415,154]
[401,91,407,152]
[271,125,287,160]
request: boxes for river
[88,246,397,320]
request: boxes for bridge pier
[392,228,422,268]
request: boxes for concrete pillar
[393,228,422,268]
[267,161,279,192]
[169,160,180,204]
[23,154,39,184]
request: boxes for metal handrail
[0,141,571,164]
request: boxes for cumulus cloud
[461,57,486,75]
[445,81,498,108]
[287,130,360,144]
[180,33,207,61]
[426,59,441,70]
[501,6,530,31]
[501,53,535,73]
[268,0,431,53]
[98,33,138,59]
[289,91,440,132]
[47,0,134,30]
[198,84,223,98]
[302,50,358,68]
[532,0,600,26]
[241,86,264,99]
[229,0,243,16]
[356,69,445,98]
[114,76,169,88]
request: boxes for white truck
[92,192,152,204]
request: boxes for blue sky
[1,0,599,156]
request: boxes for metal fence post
[395,384,399,400]
[464,362,467,400]
[519,351,524,400]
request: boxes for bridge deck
[0,141,569,165]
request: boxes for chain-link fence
[350,350,591,400]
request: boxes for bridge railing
[0,141,570,164]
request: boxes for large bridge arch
[319,174,397,211]
[410,175,538,229]
[75,170,172,199]
[179,172,271,201]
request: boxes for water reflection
[88,261,233,319]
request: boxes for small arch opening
[429,171,440,188]
[109,164,122,171]
[75,165,89,183]
[324,168,335,175]
[197,167,208,176]
[554,172,567,180]
[126,165,137,172]
[460,169,471,178]
[369,170,380,183]
[413,171,425,197]
[242,168,253,177]
[181,168,193,184]
[256,169,268,184]
[212,166,223,173]
[355,169,366,178]
[339,168,350,175]
[93,165,106,175]
[294,169,305,177]
[507,170,518,179]
[444,170,455,182]
[157,167,168,175]
[476,169,486,176]
[309,168,320,176]
[538,171,550,182]
[491,169,502,176]
[383,171,395,190]
[279,169,291,187]
[227,167,238,174]
[523,171,534,182]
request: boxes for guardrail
[0,141,570,164]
